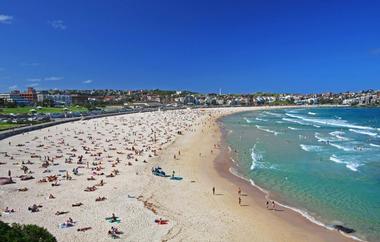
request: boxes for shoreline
[142,106,354,241]
[216,114,363,241]
[0,106,364,241]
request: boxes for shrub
[0,221,56,242]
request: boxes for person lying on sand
[106,173,115,178]
[77,227,92,232]
[95,179,104,186]
[155,218,169,225]
[61,217,75,227]
[18,187,28,192]
[55,211,69,215]
[28,204,42,212]
[19,174,33,180]
[72,202,83,207]
[49,194,55,199]
[4,207,15,213]
[95,196,106,202]
[108,226,122,238]
[84,186,97,192]
[87,176,96,181]
[110,213,117,222]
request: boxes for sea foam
[285,113,375,130]
[329,131,350,141]
[329,143,355,152]
[250,144,263,170]
[256,125,280,136]
[349,129,377,137]
[329,155,361,172]
[256,117,268,122]
[300,144,324,152]
[244,117,253,124]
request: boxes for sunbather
[72,202,83,207]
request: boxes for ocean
[221,107,380,241]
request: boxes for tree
[0,221,56,242]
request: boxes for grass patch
[0,123,24,131]
[0,106,88,114]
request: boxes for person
[272,201,275,210]
[238,187,241,196]
[5,207,15,213]
[239,197,242,205]
[212,187,215,195]
[266,200,269,209]
[111,213,117,222]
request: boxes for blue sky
[0,0,379,94]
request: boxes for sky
[0,0,379,94]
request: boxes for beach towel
[59,223,74,229]
[105,218,121,224]
[155,219,169,225]
[170,176,183,180]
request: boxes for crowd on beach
[0,109,210,241]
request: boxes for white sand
[0,107,352,242]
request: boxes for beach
[0,107,353,241]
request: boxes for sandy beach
[0,107,353,241]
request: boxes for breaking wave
[256,125,280,136]
[285,113,375,130]
[300,144,324,152]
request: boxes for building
[0,91,31,106]
[47,94,72,106]
[37,90,49,103]
[71,94,89,105]
[20,87,38,103]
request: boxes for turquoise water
[222,108,380,241]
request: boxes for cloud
[49,20,67,30]
[44,76,64,81]
[27,78,41,82]
[0,14,13,24]
[28,83,39,87]
[83,79,93,84]
[25,82,40,87]
[8,85,17,90]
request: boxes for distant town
[1,87,380,109]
